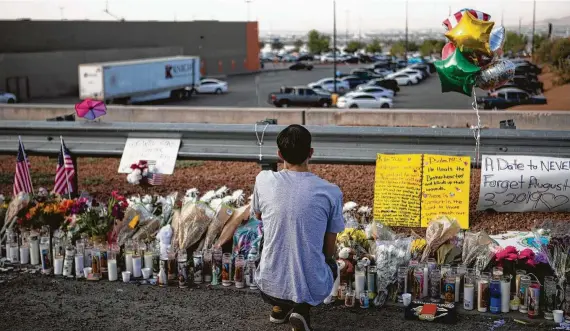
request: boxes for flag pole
[19,135,34,195]
[60,136,72,199]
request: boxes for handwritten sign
[374,154,423,227]
[477,155,570,212]
[421,155,471,229]
[118,138,181,175]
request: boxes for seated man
[253,124,344,331]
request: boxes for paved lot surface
[0,273,554,331]
[30,64,481,110]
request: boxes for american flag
[54,139,76,195]
[148,173,163,186]
[13,138,33,196]
[442,9,491,31]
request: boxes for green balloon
[435,48,481,96]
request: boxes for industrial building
[0,20,260,100]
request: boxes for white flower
[210,198,223,211]
[142,195,153,204]
[221,196,233,205]
[230,190,245,206]
[215,186,229,197]
[342,201,358,213]
[357,206,372,215]
[199,190,216,203]
[133,169,142,176]
[142,169,149,177]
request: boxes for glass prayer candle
[527,281,540,319]
[463,275,475,310]
[440,264,451,300]
[397,267,408,302]
[107,250,118,281]
[518,275,531,313]
[177,251,188,288]
[221,253,232,286]
[203,249,213,283]
[489,279,501,313]
[367,266,377,299]
[544,276,556,320]
[492,267,503,280]
[500,276,510,313]
[443,273,456,303]
[354,262,366,299]
[212,247,222,285]
[234,254,245,288]
[478,274,490,313]
[429,270,441,302]
[193,251,204,284]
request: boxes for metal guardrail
[1,121,570,166]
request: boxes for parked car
[296,54,315,62]
[337,92,393,109]
[350,69,383,80]
[267,86,332,108]
[477,88,547,110]
[388,73,418,86]
[493,76,544,95]
[365,78,400,94]
[340,75,370,89]
[374,68,394,76]
[289,62,314,71]
[514,62,542,75]
[197,78,228,94]
[308,78,350,93]
[358,54,375,63]
[344,56,360,64]
[401,69,426,80]
[0,90,17,103]
[354,85,394,99]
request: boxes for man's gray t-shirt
[252,170,345,306]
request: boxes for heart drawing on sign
[542,193,570,211]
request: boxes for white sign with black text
[477,155,570,212]
[118,138,181,175]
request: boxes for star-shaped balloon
[445,11,494,57]
[435,48,481,96]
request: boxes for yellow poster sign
[373,154,471,229]
[421,155,471,229]
[373,154,423,227]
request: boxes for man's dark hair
[276,124,312,165]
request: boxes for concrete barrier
[0,104,304,125]
[2,104,570,129]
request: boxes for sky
[1,0,569,31]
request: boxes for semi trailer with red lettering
[79,56,200,104]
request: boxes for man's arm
[323,232,338,259]
[252,178,262,220]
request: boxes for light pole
[531,0,536,55]
[245,0,253,22]
[404,0,409,61]
[333,0,337,94]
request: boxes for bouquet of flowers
[534,223,570,292]
[19,193,73,231]
[374,232,413,307]
[126,160,162,187]
[79,191,129,243]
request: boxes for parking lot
[30,64,481,110]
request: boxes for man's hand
[255,212,262,220]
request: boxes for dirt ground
[1,156,568,235]
[0,273,557,331]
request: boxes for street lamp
[245,0,253,22]
[531,0,536,55]
[404,0,408,62]
[333,0,337,94]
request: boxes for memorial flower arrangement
[17,191,74,230]
[126,160,152,186]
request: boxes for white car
[388,73,418,86]
[308,78,350,93]
[353,86,394,99]
[0,91,17,103]
[337,92,392,109]
[374,68,394,76]
[401,69,425,81]
[197,79,228,94]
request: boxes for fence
[2,121,570,170]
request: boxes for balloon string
[471,87,481,167]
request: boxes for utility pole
[345,10,349,45]
[448,6,451,16]
[59,6,64,20]
[501,9,504,26]
[531,0,536,55]
[519,17,522,35]
[404,0,409,61]
[333,0,337,94]
[245,0,253,22]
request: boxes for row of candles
[4,229,258,289]
[397,259,569,321]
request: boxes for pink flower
[526,259,537,267]
[506,253,518,261]
[496,246,519,261]
[519,249,535,260]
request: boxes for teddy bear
[338,247,355,285]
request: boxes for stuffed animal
[338,247,355,285]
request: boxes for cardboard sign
[421,155,470,229]
[374,154,423,227]
[373,154,471,228]
[477,155,570,212]
[118,138,181,175]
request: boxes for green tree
[258,41,265,50]
[365,39,382,54]
[503,31,528,54]
[271,40,284,51]
[419,39,446,56]
[307,30,330,54]
[293,39,304,52]
[345,40,365,53]
[407,41,419,52]
[390,42,406,56]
